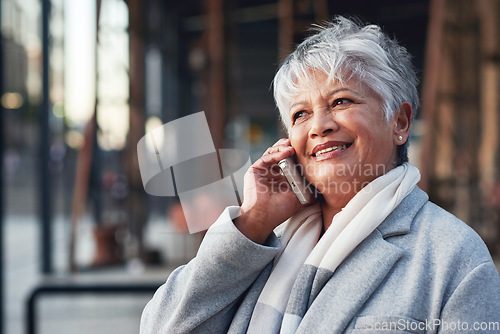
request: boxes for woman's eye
[333,98,353,106]
[292,110,306,123]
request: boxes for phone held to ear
[278,157,315,205]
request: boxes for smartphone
[278,157,314,205]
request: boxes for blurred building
[2,1,500,333]
[418,0,500,254]
[2,0,500,275]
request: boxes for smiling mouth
[312,143,352,157]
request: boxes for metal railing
[26,281,160,334]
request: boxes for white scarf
[247,163,421,333]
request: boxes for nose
[308,110,339,138]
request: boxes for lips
[312,141,352,158]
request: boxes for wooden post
[478,0,499,246]
[205,0,225,150]
[125,0,147,260]
[68,0,102,272]
[277,0,294,135]
[278,0,294,62]
[419,0,446,191]
[478,0,499,196]
[428,4,460,213]
[451,0,480,224]
[68,116,96,272]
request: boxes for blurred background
[0,0,499,333]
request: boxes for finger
[264,143,290,156]
[249,162,285,179]
[250,151,291,178]
[261,146,295,165]
[263,142,295,158]
[271,138,291,147]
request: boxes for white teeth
[315,145,347,156]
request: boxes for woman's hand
[234,138,305,244]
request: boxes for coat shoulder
[410,199,494,270]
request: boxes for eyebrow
[289,88,359,110]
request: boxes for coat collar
[377,186,429,238]
[299,187,429,332]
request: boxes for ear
[393,102,412,144]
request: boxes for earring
[397,135,403,141]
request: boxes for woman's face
[288,72,400,199]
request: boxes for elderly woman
[141,17,500,333]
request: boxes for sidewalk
[4,213,195,334]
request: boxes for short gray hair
[273,16,419,164]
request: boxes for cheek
[365,123,395,158]
[289,128,305,151]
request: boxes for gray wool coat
[140,187,500,333]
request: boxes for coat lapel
[298,187,429,333]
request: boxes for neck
[320,193,352,230]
